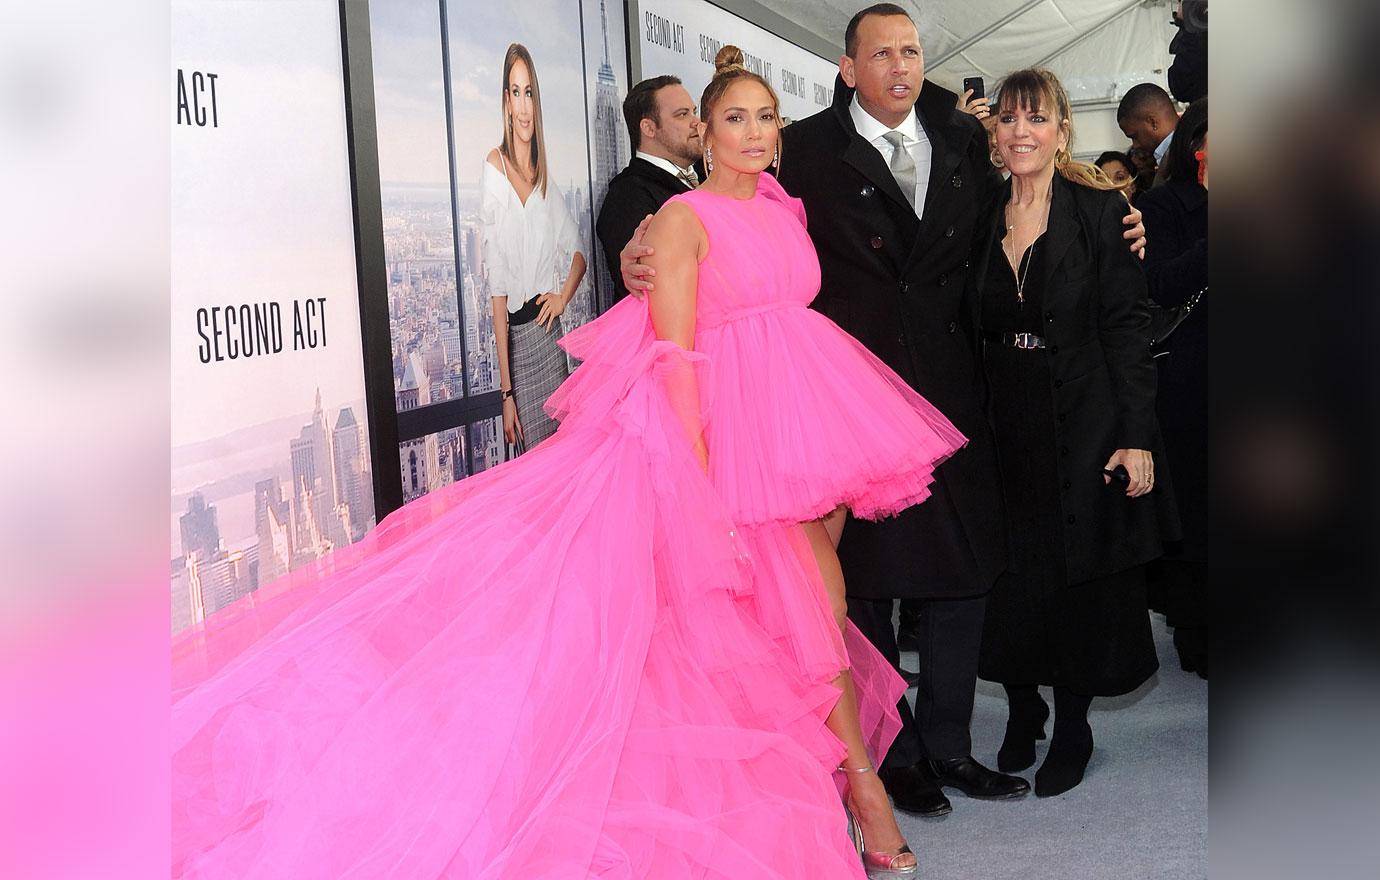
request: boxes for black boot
[1034,689,1093,797]
[1173,626,1209,680]
[997,684,1049,773]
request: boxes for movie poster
[171,0,376,635]
[634,0,839,123]
[369,0,627,501]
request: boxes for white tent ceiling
[758,0,1183,155]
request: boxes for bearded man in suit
[596,76,703,303]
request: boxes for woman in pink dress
[171,48,962,879]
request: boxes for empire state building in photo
[591,0,628,314]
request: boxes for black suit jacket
[971,174,1181,584]
[1139,178,1207,558]
[778,76,1007,599]
[596,157,693,302]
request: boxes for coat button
[861,185,874,197]
[1044,311,1054,322]
[899,281,910,293]
[1062,480,1072,490]
[870,236,883,249]
[1057,413,1067,423]
[937,274,949,287]
[945,225,956,237]
[1051,344,1060,354]
[1054,379,1064,388]
[963,259,971,268]
[1066,514,1077,524]
[951,174,962,188]
[948,321,957,333]
[1060,445,1069,456]
[897,333,908,347]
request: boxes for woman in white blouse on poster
[481,42,587,452]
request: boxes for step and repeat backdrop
[171,0,833,635]
[632,0,840,123]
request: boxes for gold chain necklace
[1004,191,1051,304]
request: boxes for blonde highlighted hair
[500,43,549,196]
[992,68,1127,193]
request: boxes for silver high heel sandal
[840,762,919,878]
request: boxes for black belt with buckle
[508,296,543,326]
[983,331,1047,350]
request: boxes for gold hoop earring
[990,149,1005,169]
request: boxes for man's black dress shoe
[922,755,1030,799]
[877,763,952,817]
[896,625,919,654]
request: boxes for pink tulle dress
[171,172,965,879]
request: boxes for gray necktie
[677,167,698,189]
[883,131,917,210]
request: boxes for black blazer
[1140,179,1207,322]
[1140,178,1207,557]
[595,157,693,302]
[972,174,1181,584]
[778,76,1007,599]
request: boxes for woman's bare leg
[801,518,915,867]
[823,504,847,549]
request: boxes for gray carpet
[894,615,1208,879]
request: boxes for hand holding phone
[1102,465,1131,485]
[959,76,990,119]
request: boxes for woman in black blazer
[971,69,1178,796]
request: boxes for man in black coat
[596,76,703,302]
[776,4,1146,817]
[773,3,1019,816]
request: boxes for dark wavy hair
[1095,150,1135,172]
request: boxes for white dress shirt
[1153,129,1175,165]
[635,150,697,188]
[850,94,932,219]
[479,158,584,314]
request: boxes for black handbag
[1149,286,1205,352]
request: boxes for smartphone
[1102,465,1131,485]
[962,76,985,101]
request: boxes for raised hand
[957,88,991,120]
